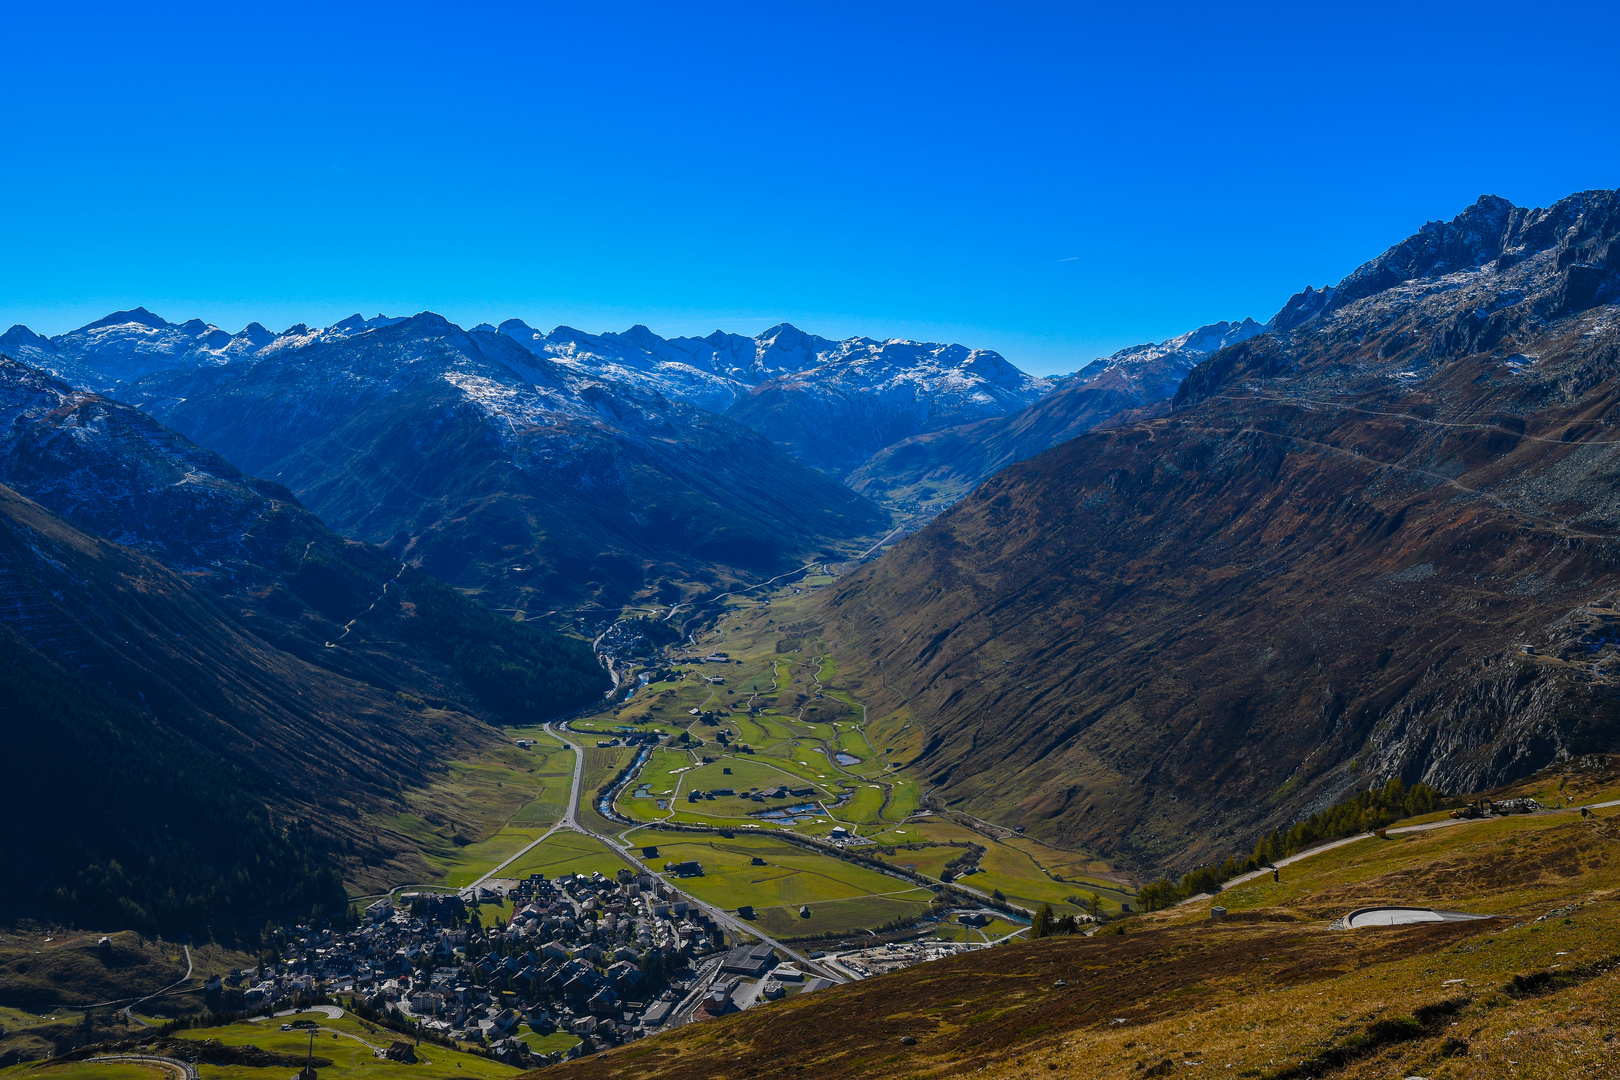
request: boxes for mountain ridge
[847,318,1265,508]
[819,186,1620,872]
[8,308,1055,489]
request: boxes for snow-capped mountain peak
[3,307,1055,482]
[1070,317,1265,401]
[81,306,170,331]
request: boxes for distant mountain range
[496,319,1051,474]
[3,310,1052,474]
[848,319,1266,507]
[821,187,1620,870]
[0,308,1083,608]
[108,314,890,610]
[1,303,1268,540]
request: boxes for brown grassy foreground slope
[525,760,1620,1080]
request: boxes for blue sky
[4,1,1617,375]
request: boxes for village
[219,857,901,1071]
[217,857,1023,1072]
[221,866,735,1067]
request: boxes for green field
[0,1010,528,1080]
[863,819,1133,917]
[365,731,575,891]
[504,829,632,881]
[515,1030,581,1055]
[183,1013,518,1079]
[872,843,966,879]
[4,1064,168,1080]
[637,835,936,937]
[752,893,936,939]
[933,916,1029,944]
[582,745,636,793]
[968,837,1134,915]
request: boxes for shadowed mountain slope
[0,482,495,925]
[115,314,888,611]
[0,355,608,721]
[0,357,611,924]
[818,188,1620,873]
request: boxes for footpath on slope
[121,945,193,1026]
[1179,796,1620,905]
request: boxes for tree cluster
[1137,778,1443,911]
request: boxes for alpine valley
[5,186,1620,1080]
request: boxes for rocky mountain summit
[821,187,1620,871]
[1266,191,1619,336]
[1182,188,1620,405]
[497,318,1051,474]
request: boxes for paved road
[1200,796,1620,899]
[86,1054,197,1080]
[123,945,192,1026]
[466,723,586,891]
[267,1004,346,1020]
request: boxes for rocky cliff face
[819,187,1620,874]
